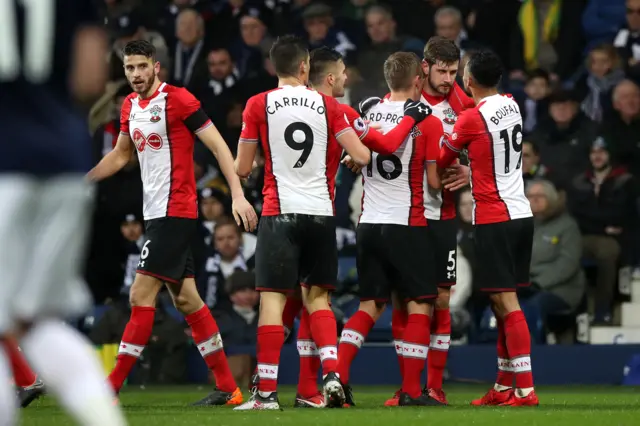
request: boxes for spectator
[528,90,597,189]
[522,141,554,190]
[567,137,638,324]
[509,0,586,83]
[614,0,640,80]
[107,11,169,81]
[199,187,231,246]
[515,69,552,134]
[434,6,472,57]
[197,47,241,130]
[349,5,423,104]
[339,0,376,46]
[92,84,133,162]
[171,9,208,91]
[230,7,274,77]
[215,270,259,388]
[197,217,254,310]
[582,0,627,50]
[525,180,586,328]
[601,79,640,177]
[456,188,476,276]
[301,3,355,59]
[119,214,145,297]
[575,44,625,123]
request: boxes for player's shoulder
[417,113,444,132]
[162,83,194,100]
[339,103,359,121]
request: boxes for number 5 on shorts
[447,250,455,271]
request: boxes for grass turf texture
[19,385,640,426]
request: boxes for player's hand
[357,96,382,117]
[232,196,258,232]
[442,163,470,191]
[403,99,431,123]
[341,155,363,174]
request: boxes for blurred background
[83,0,640,388]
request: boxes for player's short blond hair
[383,52,423,91]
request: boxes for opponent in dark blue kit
[0,1,126,424]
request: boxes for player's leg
[294,306,324,407]
[0,177,33,425]
[3,336,45,408]
[384,293,407,407]
[394,226,440,406]
[337,224,388,401]
[426,219,457,404]
[15,176,125,425]
[235,216,299,411]
[497,218,537,406]
[299,215,344,407]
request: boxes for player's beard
[427,73,453,97]
[131,74,155,96]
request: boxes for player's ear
[421,60,430,78]
[154,61,161,76]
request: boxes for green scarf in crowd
[518,0,562,70]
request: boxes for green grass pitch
[18,384,640,426]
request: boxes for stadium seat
[81,304,111,332]
[476,304,545,344]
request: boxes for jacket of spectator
[582,0,627,50]
[529,188,586,311]
[568,165,637,235]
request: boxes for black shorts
[474,217,534,292]
[429,219,458,287]
[356,224,437,302]
[255,214,337,293]
[136,217,196,284]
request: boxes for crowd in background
[83,0,640,385]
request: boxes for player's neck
[471,87,499,104]
[278,76,305,88]
[139,79,162,100]
[421,84,443,99]
[313,83,332,97]
[388,89,415,102]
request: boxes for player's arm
[87,100,134,181]
[421,117,444,190]
[328,98,370,165]
[235,97,260,178]
[178,89,258,230]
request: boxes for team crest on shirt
[442,107,457,125]
[410,126,422,138]
[149,105,163,122]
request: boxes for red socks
[297,308,320,398]
[495,316,514,388]
[309,310,338,375]
[504,310,534,389]
[257,325,285,393]
[282,297,303,340]
[401,314,431,398]
[186,305,237,393]
[336,310,375,384]
[3,338,37,387]
[108,306,155,392]
[391,309,408,381]
[427,308,451,390]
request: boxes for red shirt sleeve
[448,82,475,114]
[437,108,480,168]
[119,95,133,136]
[325,96,353,139]
[419,116,445,163]
[239,95,263,144]
[173,87,212,133]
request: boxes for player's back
[467,94,532,224]
[247,85,344,216]
[0,0,99,175]
[361,99,426,226]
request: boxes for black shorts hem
[404,294,437,302]
[256,287,296,294]
[437,282,456,288]
[517,282,531,287]
[479,287,517,293]
[136,269,180,284]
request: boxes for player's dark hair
[423,36,460,66]
[309,47,343,87]
[122,39,156,60]
[466,49,503,89]
[384,52,422,91]
[269,35,309,78]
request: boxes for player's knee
[435,288,451,309]
[259,291,287,325]
[302,286,331,314]
[129,276,161,307]
[358,300,385,321]
[489,292,520,317]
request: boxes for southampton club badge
[442,107,457,125]
[149,105,162,123]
